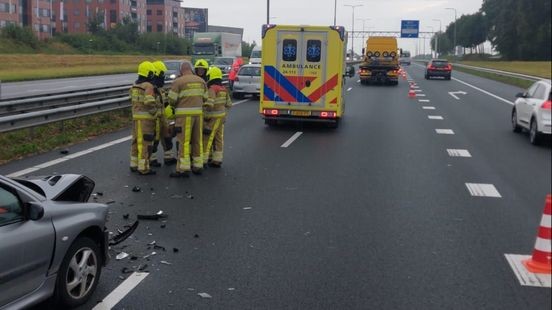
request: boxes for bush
[0,24,41,49]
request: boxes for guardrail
[0,75,228,133]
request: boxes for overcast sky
[181,0,484,55]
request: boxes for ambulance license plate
[291,111,310,117]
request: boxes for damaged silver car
[0,174,109,309]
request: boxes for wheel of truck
[425,74,429,80]
[265,119,277,126]
[328,119,340,129]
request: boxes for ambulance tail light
[320,111,337,118]
[263,109,279,115]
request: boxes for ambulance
[260,24,348,128]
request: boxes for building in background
[146,0,184,37]
[183,6,206,39]
[0,0,22,28]
[208,25,243,37]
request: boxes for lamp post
[267,0,270,24]
[333,0,337,26]
[446,8,457,56]
[426,26,434,58]
[156,41,160,54]
[356,18,370,54]
[432,19,442,57]
[344,4,363,59]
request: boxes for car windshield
[432,61,449,67]
[214,58,234,65]
[192,44,215,55]
[164,61,181,71]
[401,52,410,57]
[238,66,261,76]
[251,50,262,58]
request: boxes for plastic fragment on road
[160,261,172,265]
[170,194,184,199]
[173,248,179,253]
[60,149,69,155]
[137,211,168,220]
[109,221,139,246]
[132,186,141,192]
[123,214,130,219]
[198,293,212,299]
[243,207,252,210]
[116,252,129,260]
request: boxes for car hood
[14,174,95,202]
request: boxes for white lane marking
[448,91,467,100]
[422,106,436,110]
[347,87,353,92]
[428,115,444,120]
[412,86,420,89]
[504,254,551,287]
[357,79,361,83]
[465,183,502,198]
[452,77,514,105]
[7,136,132,178]
[232,99,249,106]
[413,89,423,93]
[93,272,149,310]
[447,149,472,157]
[281,132,303,148]
[418,99,430,102]
[416,94,426,97]
[435,129,455,135]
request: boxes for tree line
[430,0,551,60]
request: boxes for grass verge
[453,66,534,89]
[459,61,551,79]
[0,54,190,82]
[0,109,131,165]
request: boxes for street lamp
[356,18,370,54]
[333,0,337,26]
[432,19,442,57]
[267,0,270,24]
[88,39,93,54]
[426,26,434,58]
[156,41,160,54]
[446,8,457,56]
[344,4,363,59]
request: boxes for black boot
[138,170,156,176]
[169,171,190,178]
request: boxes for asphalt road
[0,73,135,100]
[1,65,551,309]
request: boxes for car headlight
[374,51,381,57]
[366,51,373,57]
[383,51,389,57]
[390,52,397,57]
[170,74,176,79]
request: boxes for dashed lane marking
[435,129,455,135]
[7,136,133,178]
[418,99,430,102]
[232,99,249,106]
[428,115,444,120]
[422,106,436,110]
[465,183,502,198]
[281,132,303,148]
[416,94,426,97]
[413,89,422,92]
[504,254,551,288]
[357,79,361,83]
[93,272,149,310]
[347,87,353,91]
[447,149,472,157]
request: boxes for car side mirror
[26,202,44,221]
[515,92,527,98]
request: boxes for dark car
[425,59,452,80]
[163,60,185,81]
[212,57,235,74]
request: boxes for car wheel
[233,92,244,99]
[511,109,522,133]
[425,74,429,80]
[328,119,340,129]
[529,118,541,145]
[264,119,277,126]
[445,75,451,80]
[55,237,102,308]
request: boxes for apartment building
[146,0,185,38]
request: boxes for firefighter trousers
[130,119,155,173]
[152,115,175,162]
[175,114,203,172]
[203,116,225,164]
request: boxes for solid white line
[93,272,149,310]
[435,129,455,135]
[281,132,303,148]
[422,106,436,110]
[418,99,430,102]
[356,79,361,83]
[428,115,444,120]
[232,99,249,106]
[465,183,502,198]
[347,87,353,92]
[452,77,515,105]
[7,136,132,178]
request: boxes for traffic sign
[401,20,419,38]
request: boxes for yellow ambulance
[260,24,348,128]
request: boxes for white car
[512,79,551,145]
[232,64,261,99]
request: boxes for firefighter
[150,60,177,167]
[129,61,158,175]
[167,60,208,177]
[194,59,209,82]
[203,67,232,168]
[228,57,243,90]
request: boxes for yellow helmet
[152,60,168,77]
[138,61,156,78]
[194,59,209,70]
[207,66,223,81]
